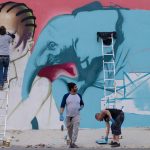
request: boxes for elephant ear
[72,1,127,15]
[72,1,103,15]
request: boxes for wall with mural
[0,0,150,130]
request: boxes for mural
[22,1,150,128]
[0,0,150,129]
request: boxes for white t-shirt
[0,34,12,55]
[61,93,84,117]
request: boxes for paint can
[3,138,11,147]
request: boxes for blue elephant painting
[22,2,150,128]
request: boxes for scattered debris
[26,145,32,148]
[11,136,15,139]
[15,139,19,142]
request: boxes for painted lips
[38,63,77,81]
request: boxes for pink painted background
[0,0,150,44]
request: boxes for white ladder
[97,32,117,109]
[0,83,9,141]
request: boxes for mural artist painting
[0,1,38,129]
[95,108,124,147]
[0,25,15,90]
[60,82,84,148]
[22,1,150,128]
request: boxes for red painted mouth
[38,63,77,81]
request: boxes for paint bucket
[3,138,11,147]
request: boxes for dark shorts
[111,111,124,135]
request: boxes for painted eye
[47,41,57,50]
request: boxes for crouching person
[95,108,124,147]
[60,82,84,148]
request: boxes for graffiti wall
[0,0,150,129]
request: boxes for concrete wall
[0,0,150,129]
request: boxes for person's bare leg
[112,134,115,142]
[114,135,119,143]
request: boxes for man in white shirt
[60,82,84,148]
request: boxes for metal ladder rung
[103,45,113,48]
[0,124,5,126]
[0,90,9,93]
[104,79,115,80]
[104,54,114,56]
[104,69,114,71]
[0,98,7,101]
[0,108,7,110]
[105,98,116,102]
[104,96,110,98]
[106,101,116,103]
[0,115,7,117]
[104,62,115,63]
[105,87,115,88]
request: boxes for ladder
[0,81,9,141]
[97,32,117,109]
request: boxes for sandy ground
[1,128,150,149]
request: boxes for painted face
[0,2,36,63]
[9,33,34,62]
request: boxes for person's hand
[78,105,84,111]
[104,136,108,142]
[59,114,64,121]
[110,118,115,124]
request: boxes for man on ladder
[0,26,15,145]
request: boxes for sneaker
[69,143,79,148]
[67,139,71,145]
[111,142,120,147]
[109,140,115,145]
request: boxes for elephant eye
[47,41,57,50]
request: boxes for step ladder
[97,32,117,109]
[0,81,9,141]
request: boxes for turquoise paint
[31,117,39,130]
[22,9,118,100]
[22,2,150,127]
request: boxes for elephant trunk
[22,61,40,100]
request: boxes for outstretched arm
[105,121,110,140]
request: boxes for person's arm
[78,94,84,110]
[80,98,84,108]
[105,121,110,140]
[104,121,110,142]
[60,107,65,114]
[60,94,68,113]
[7,32,15,39]
[102,110,112,119]
[102,109,115,123]
[7,32,15,44]
[59,94,69,121]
